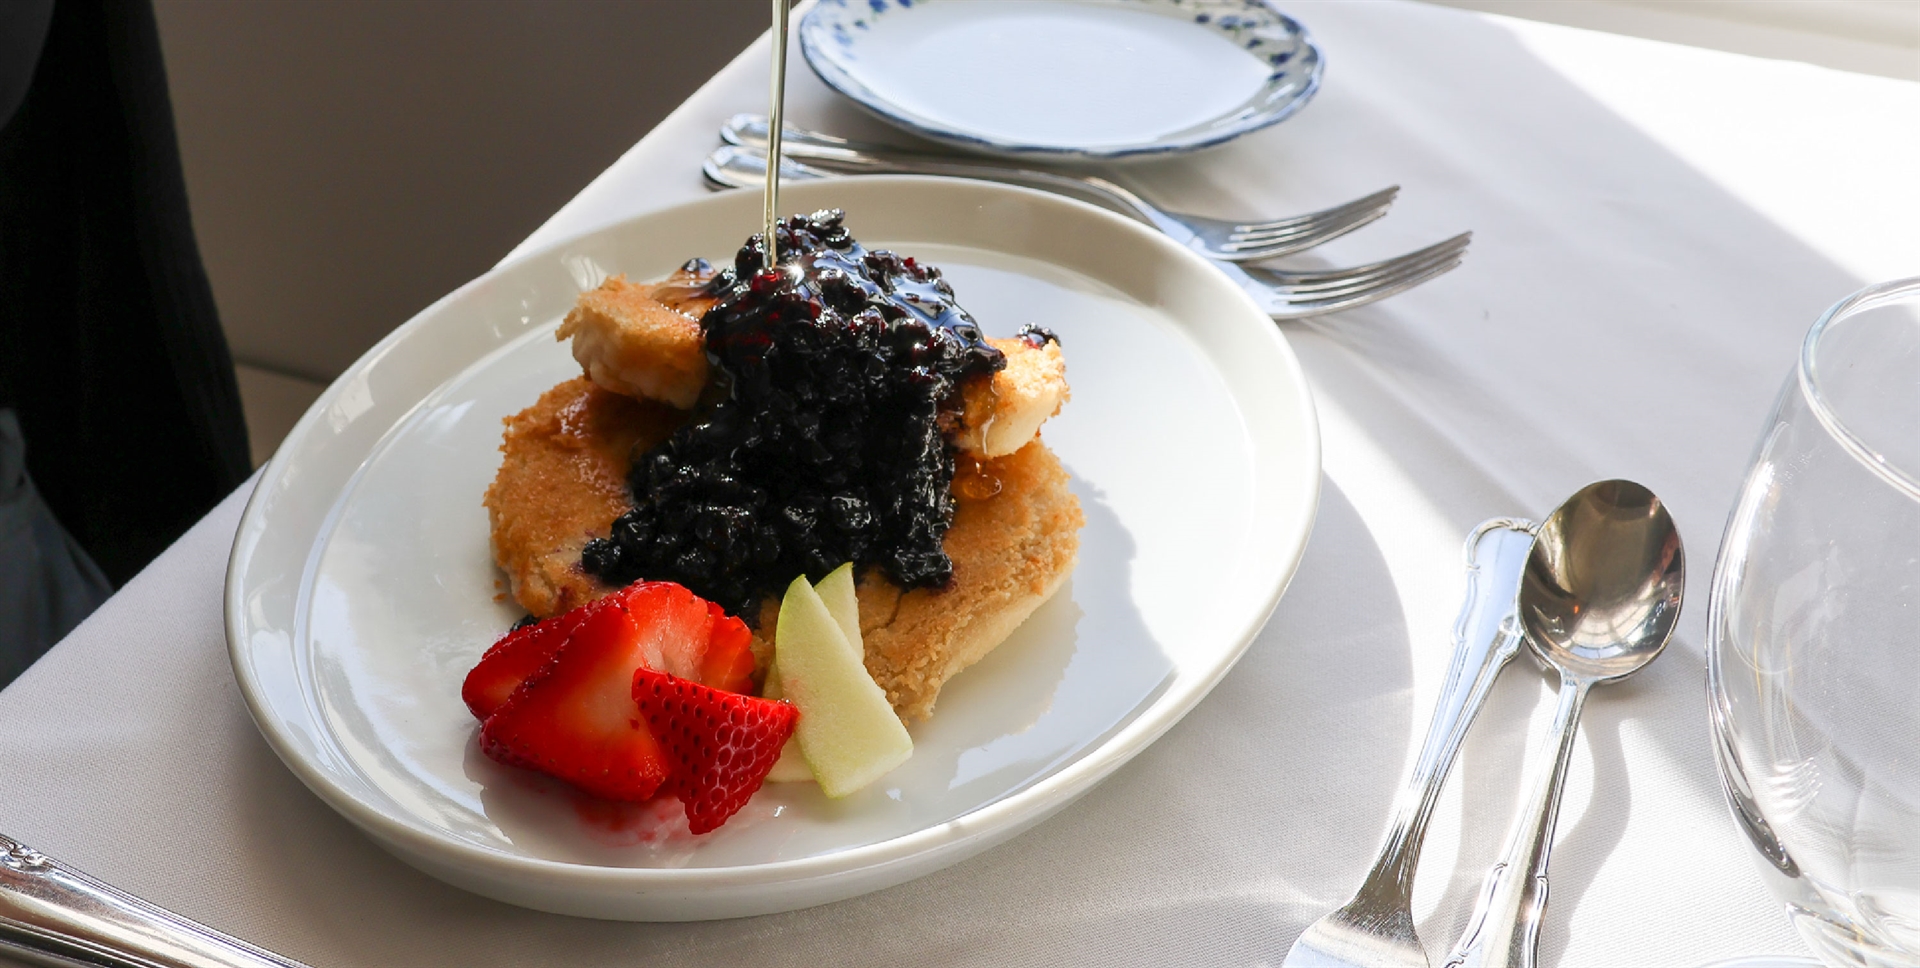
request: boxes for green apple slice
[776,574,911,797]
[759,663,813,782]
[815,562,860,647]
[762,563,866,784]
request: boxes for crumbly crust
[484,377,682,617]
[753,439,1082,722]
[956,338,1069,457]
[556,274,713,410]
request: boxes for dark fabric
[0,409,111,686]
[0,0,52,128]
[0,0,250,586]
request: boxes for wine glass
[1708,276,1920,966]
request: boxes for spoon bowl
[1444,479,1682,968]
[1520,478,1684,680]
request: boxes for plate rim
[223,175,1320,909]
[797,0,1326,161]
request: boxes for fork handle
[1348,521,1535,912]
[0,833,309,968]
[721,121,1191,241]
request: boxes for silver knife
[1,833,310,968]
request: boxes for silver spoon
[1444,479,1684,968]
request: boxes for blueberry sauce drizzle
[581,210,1010,620]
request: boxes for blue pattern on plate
[797,0,1324,161]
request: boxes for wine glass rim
[1799,276,1920,503]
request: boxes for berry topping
[580,210,1007,618]
[633,669,799,834]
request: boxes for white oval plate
[225,177,1319,921]
[799,0,1323,161]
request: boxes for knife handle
[0,833,309,968]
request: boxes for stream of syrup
[763,0,789,273]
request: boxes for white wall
[154,0,766,384]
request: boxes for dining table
[5,1,1917,965]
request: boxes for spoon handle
[1343,520,1534,916]
[1443,674,1593,968]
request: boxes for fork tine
[1229,193,1394,238]
[1223,196,1396,249]
[1248,233,1472,287]
[1262,240,1469,298]
[1273,254,1467,319]
[1228,185,1399,236]
[1263,256,1459,307]
[1218,204,1392,256]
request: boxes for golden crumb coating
[755,440,1082,722]
[556,269,717,410]
[955,338,1069,458]
[484,377,682,617]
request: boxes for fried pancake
[955,337,1070,458]
[556,270,717,410]
[500,264,1081,723]
[483,377,681,617]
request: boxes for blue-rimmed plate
[798,0,1323,161]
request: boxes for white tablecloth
[6,2,1917,965]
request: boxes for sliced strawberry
[466,583,749,721]
[614,582,717,682]
[462,602,604,720]
[700,600,756,695]
[633,668,797,834]
[480,601,672,801]
[471,580,767,803]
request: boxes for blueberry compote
[581,210,1009,620]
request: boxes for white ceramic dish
[798,0,1323,161]
[224,177,1319,921]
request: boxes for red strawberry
[480,599,675,800]
[608,582,757,694]
[467,582,754,726]
[610,581,715,682]
[633,668,797,834]
[700,600,757,695]
[462,602,604,720]
[476,581,758,801]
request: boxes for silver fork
[720,114,1398,263]
[1240,233,1471,319]
[702,146,1469,320]
[1282,521,1536,968]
